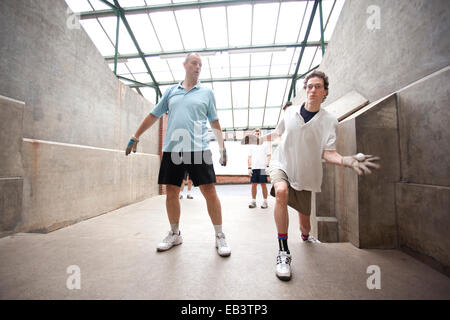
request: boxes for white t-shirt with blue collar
[150,81,219,152]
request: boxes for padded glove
[125,136,139,156]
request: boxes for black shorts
[158,151,216,187]
[250,169,268,183]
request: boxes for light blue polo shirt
[150,81,219,152]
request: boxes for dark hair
[303,70,329,101]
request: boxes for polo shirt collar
[178,80,202,90]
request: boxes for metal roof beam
[79,0,308,19]
[287,0,319,101]
[103,41,327,61]
[128,74,293,88]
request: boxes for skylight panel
[65,0,93,13]
[324,0,345,40]
[250,52,272,77]
[275,2,307,43]
[201,7,228,48]
[145,57,174,81]
[227,5,252,46]
[208,54,230,78]
[118,0,146,8]
[165,57,186,81]
[252,3,279,45]
[217,110,233,129]
[266,79,288,106]
[126,14,162,52]
[139,87,157,104]
[248,108,264,128]
[150,11,183,51]
[229,53,250,78]
[249,80,268,107]
[126,58,147,73]
[175,9,206,49]
[231,81,249,109]
[233,109,248,128]
[211,82,232,109]
[263,107,281,128]
[88,0,112,10]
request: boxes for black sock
[277,233,290,254]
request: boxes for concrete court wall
[0,0,160,235]
[290,0,449,272]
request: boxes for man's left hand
[342,153,380,175]
[219,149,227,166]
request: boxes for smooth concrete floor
[0,184,449,300]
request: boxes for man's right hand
[125,136,139,156]
[241,134,260,145]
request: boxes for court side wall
[0,0,160,235]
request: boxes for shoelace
[163,232,177,243]
[277,254,291,265]
[217,235,228,248]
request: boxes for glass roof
[66,0,345,131]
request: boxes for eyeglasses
[306,84,324,90]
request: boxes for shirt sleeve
[207,89,219,122]
[150,85,174,118]
[324,118,338,150]
[274,118,285,137]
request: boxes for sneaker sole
[276,273,291,281]
[156,241,183,252]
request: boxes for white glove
[248,168,253,176]
[241,134,261,145]
[265,166,270,176]
[342,153,380,176]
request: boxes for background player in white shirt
[247,129,271,209]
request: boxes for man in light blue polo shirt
[125,53,231,257]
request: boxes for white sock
[263,199,267,204]
[171,223,180,235]
[250,198,256,203]
[213,224,223,236]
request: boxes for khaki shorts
[270,169,311,216]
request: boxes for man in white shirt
[241,71,380,281]
[247,129,271,209]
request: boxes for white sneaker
[215,232,231,257]
[249,201,256,208]
[261,201,268,209]
[276,251,292,281]
[156,231,183,252]
[302,234,321,243]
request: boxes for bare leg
[261,183,268,199]
[251,183,257,199]
[166,185,182,224]
[274,181,289,234]
[299,212,311,235]
[199,183,222,225]
[187,179,192,192]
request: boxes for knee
[275,186,289,204]
[200,184,218,200]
